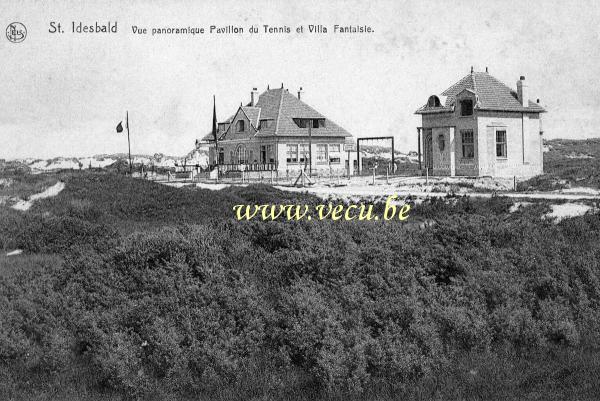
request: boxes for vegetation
[519,138,600,190]
[1,171,600,400]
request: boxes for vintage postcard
[1,0,600,400]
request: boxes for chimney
[297,87,303,100]
[250,87,258,106]
[517,76,528,107]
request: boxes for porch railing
[213,162,279,173]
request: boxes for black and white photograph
[1,1,600,400]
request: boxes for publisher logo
[6,22,27,43]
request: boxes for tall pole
[391,137,395,175]
[126,111,132,174]
[417,127,422,171]
[308,123,312,176]
[356,139,360,175]
[347,150,351,178]
[215,139,219,183]
[213,95,219,182]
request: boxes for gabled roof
[415,71,546,114]
[241,106,261,128]
[202,87,352,142]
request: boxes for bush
[2,177,600,399]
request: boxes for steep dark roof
[265,89,351,137]
[415,71,546,114]
[201,87,352,142]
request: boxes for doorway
[424,129,433,174]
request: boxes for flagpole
[126,111,132,174]
[213,95,219,182]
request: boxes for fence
[215,163,278,173]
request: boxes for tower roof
[416,71,546,114]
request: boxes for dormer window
[259,119,273,130]
[460,99,473,116]
[237,120,245,132]
[293,118,325,128]
[427,95,442,107]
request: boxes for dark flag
[116,121,123,133]
[212,95,218,143]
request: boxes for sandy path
[273,185,600,201]
[160,181,600,201]
[11,181,66,211]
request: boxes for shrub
[2,177,600,399]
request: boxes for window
[329,144,340,164]
[286,144,298,163]
[259,119,273,130]
[438,134,445,152]
[260,145,275,163]
[293,118,307,128]
[460,99,473,116]
[218,147,224,164]
[316,144,328,164]
[267,145,274,163]
[427,95,442,107]
[236,120,245,132]
[461,130,474,158]
[496,130,507,158]
[299,144,309,164]
[236,145,248,164]
[293,118,325,128]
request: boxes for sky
[1,0,600,159]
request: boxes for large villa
[199,70,546,178]
[199,86,356,176]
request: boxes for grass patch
[520,138,600,190]
[0,173,59,200]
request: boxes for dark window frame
[259,119,273,130]
[496,130,507,158]
[460,99,474,116]
[427,95,442,107]
[461,130,475,159]
[293,118,326,129]
[316,144,328,164]
[286,144,298,164]
[438,134,445,152]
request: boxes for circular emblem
[6,22,27,43]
